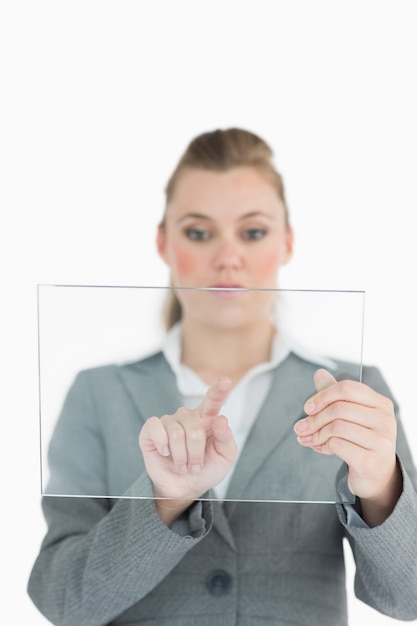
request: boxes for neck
[180,317,275,385]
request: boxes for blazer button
[206,570,232,596]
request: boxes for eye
[184,228,211,241]
[241,228,267,241]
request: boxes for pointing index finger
[198,377,232,419]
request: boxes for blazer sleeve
[27,371,213,626]
[335,366,417,621]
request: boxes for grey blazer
[28,352,417,625]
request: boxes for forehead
[167,166,285,217]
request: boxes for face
[157,166,294,328]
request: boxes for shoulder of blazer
[69,351,179,419]
[74,351,173,385]
[121,350,172,376]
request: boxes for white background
[1,1,416,624]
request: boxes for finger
[177,412,207,473]
[198,377,232,420]
[297,400,379,436]
[164,417,189,473]
[297,419,374,452]
[210,414,237,463]
[309,434,366,467]
[139,416,170,456]
[304,375,391,416]
[306,433,377,497]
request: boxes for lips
[208,284,246,298]
[210,283,245,289]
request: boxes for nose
[212,237,243,271]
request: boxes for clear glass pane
[37,285,364,504]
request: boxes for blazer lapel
[117,352,182,423]
[223,353,316,516]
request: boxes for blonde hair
[160,127,290,329]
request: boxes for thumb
[313,368,337,392]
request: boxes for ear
[156,224,169,265]
[282,226,294,265]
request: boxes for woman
[28,128,417,625]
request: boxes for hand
[139,377,237,502]
[294,369,402,525]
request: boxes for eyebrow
[175,211,276,224]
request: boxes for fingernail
[179,464,188,474]
[294,419,308,434]
[297,435,313,444]
[160,446,170,456]
[304,401,315,414]
[190,464,201,474]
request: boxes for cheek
[253,248,282,275]
[169,248,202,277]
